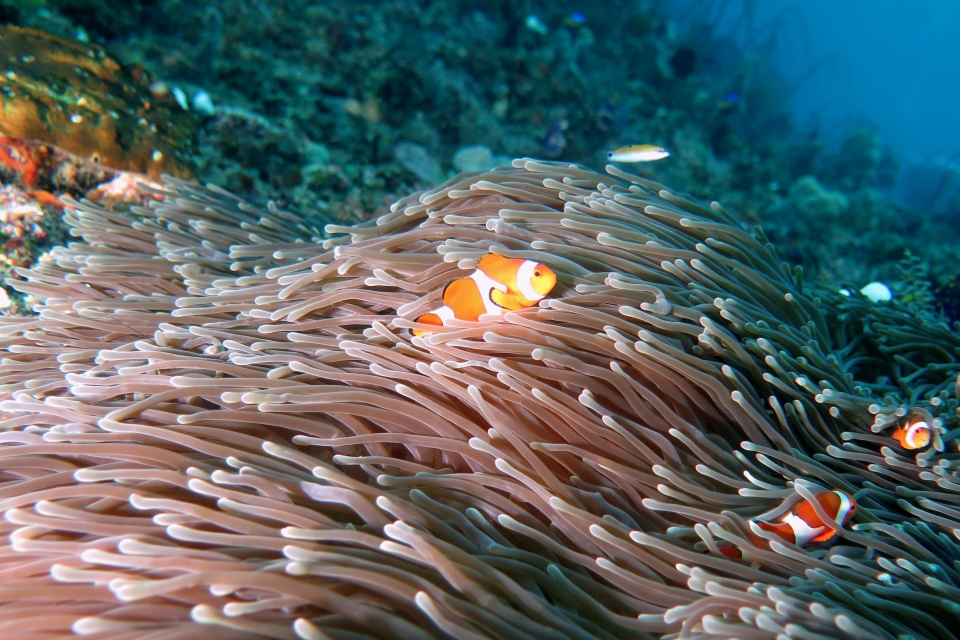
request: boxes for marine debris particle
[0,25,195,178]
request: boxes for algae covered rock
[0,25,195,178]
[788,175,849,220]
[452,144,494,173]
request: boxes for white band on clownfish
[516,260,544,302]
[834,490,854,523]
[781,513,827,547]
[469,270,507,316]
[432,305,456,322]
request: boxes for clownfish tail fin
[718,545,744,559]
[413,312,443,337]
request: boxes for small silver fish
[607,144,670,163]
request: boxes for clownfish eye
[534,270,541,277]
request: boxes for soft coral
[0,136,41,187]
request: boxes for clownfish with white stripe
[892,420,932,450]
[718,489,857,558]
[752,489,856,548]
[413,254,557,337]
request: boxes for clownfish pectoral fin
[490,288,526,311]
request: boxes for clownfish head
[893,420,932,450]
[803,489,857,529]
[834,490,857,525]
[523,261,557,299]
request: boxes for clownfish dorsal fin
[477,252,510,272]
[817,490,843,519]
[796,489,855,526]
[793,492,838,529]
[477,253,521,289]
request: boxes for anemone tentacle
[0,160,957,639]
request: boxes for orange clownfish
[892,420,932,450]
[718,489,856,558]
[753,489,856,549]
[413,254,557,337]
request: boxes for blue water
[710,0,959,161]
[680,0,960,208]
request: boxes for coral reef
[4,0,812,213]
[0,183,68,312]
[0,24,199,311]
[4,1,959,299]
[0,136,166,312]
[784,176,849,221]
[1,162,959,638]
[0,25,195,178]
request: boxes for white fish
[607,144,670,163]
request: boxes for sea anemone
[1,159,959,639]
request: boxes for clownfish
[753,489,856,548]
[607,144,670,163]
[717,489,856,558]
[893,420,932,450]
[413,254,557,337]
